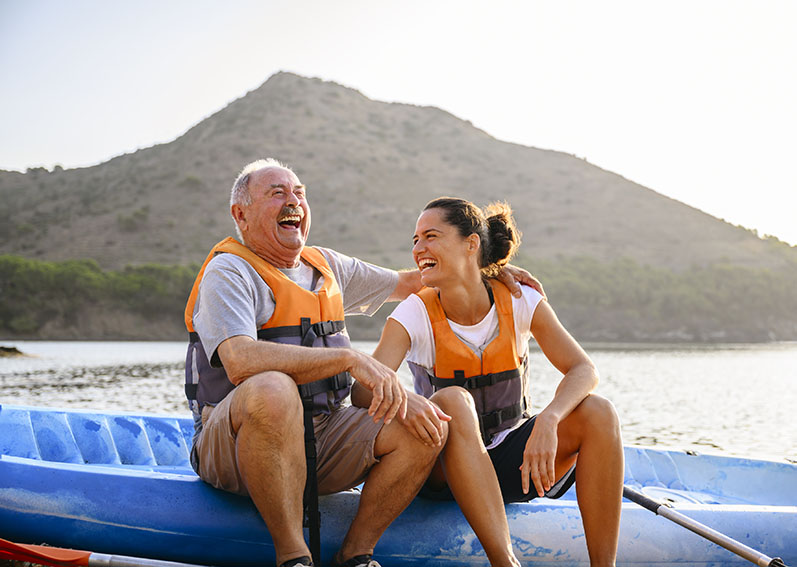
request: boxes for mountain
[2,71,795,274]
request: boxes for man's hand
[497,264,546,299]
[398,392,451,447]
[519,413,559,497]
[348,350,407,425]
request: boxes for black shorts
[488,416,576,503]
[419,416,577,503]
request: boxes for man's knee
[231,371,303,431]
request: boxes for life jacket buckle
[483,372,499,386]
[312,320,336,337]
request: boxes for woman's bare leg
[431,387,520,567]
[555,394,623,567]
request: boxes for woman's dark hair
[424,197,522,277]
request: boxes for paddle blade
[0,538,91,567]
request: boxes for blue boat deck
[1,403,795,566]
[3,403,793,503]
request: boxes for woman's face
[412,207,479,287]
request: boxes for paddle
[623,485,788,567]
[0,538,210,567]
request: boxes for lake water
[1,340,795,462]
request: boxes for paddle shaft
[623,485,787,567]
[87,554,210,567]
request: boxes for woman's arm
[372,318,413,371]
[521,300,599,497]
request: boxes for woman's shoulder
[510,285,544,334]
[390,292,427,323]
[515,284,543,309]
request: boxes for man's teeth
[278,215,302,226]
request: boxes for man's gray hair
[229,158,292,241]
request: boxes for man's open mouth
[278,208,303,229]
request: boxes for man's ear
[231,204,246,226]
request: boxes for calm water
[1,340,795,461]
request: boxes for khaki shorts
[193,388,384,496]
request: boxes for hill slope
[2,72,795,273]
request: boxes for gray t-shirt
[192,246,399,365]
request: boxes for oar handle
[623,484,789,567]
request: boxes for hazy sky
[2,0,795,244]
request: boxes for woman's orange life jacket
[409,280,529,444]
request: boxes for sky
[2,0,795,245]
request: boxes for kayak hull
[1,404,795,566]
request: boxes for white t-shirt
[388,285,544,448]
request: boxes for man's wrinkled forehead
[253,166,303,189]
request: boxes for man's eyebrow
[270,183,306,190]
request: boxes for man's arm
[388,265,546,302]
[496,264,546,299]
[388,269,422,302]
[219,335,407,424]
[218,335,355,386]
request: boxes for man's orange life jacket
[184,238,351,417]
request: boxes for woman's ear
[467,233,480,253]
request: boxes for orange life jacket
[409,280,529,443]
[184,238,351,416]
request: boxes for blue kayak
[0,404,795,566]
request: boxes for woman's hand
[399,391,452,447]
[520,412,559,497]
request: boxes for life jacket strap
[297,372,353,400]
[478,402,523,445]
[188,320,345,346]
[184,363,350,404]
[258,319,347,347]
[429,367,521,390]
[302,405,321,565]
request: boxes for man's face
[235,166,311,267]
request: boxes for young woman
[369,197,623,567]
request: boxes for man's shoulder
[311,246,350,264]
[201,253,261,287]
[207,251,251,269]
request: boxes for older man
[184,159,540,567]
